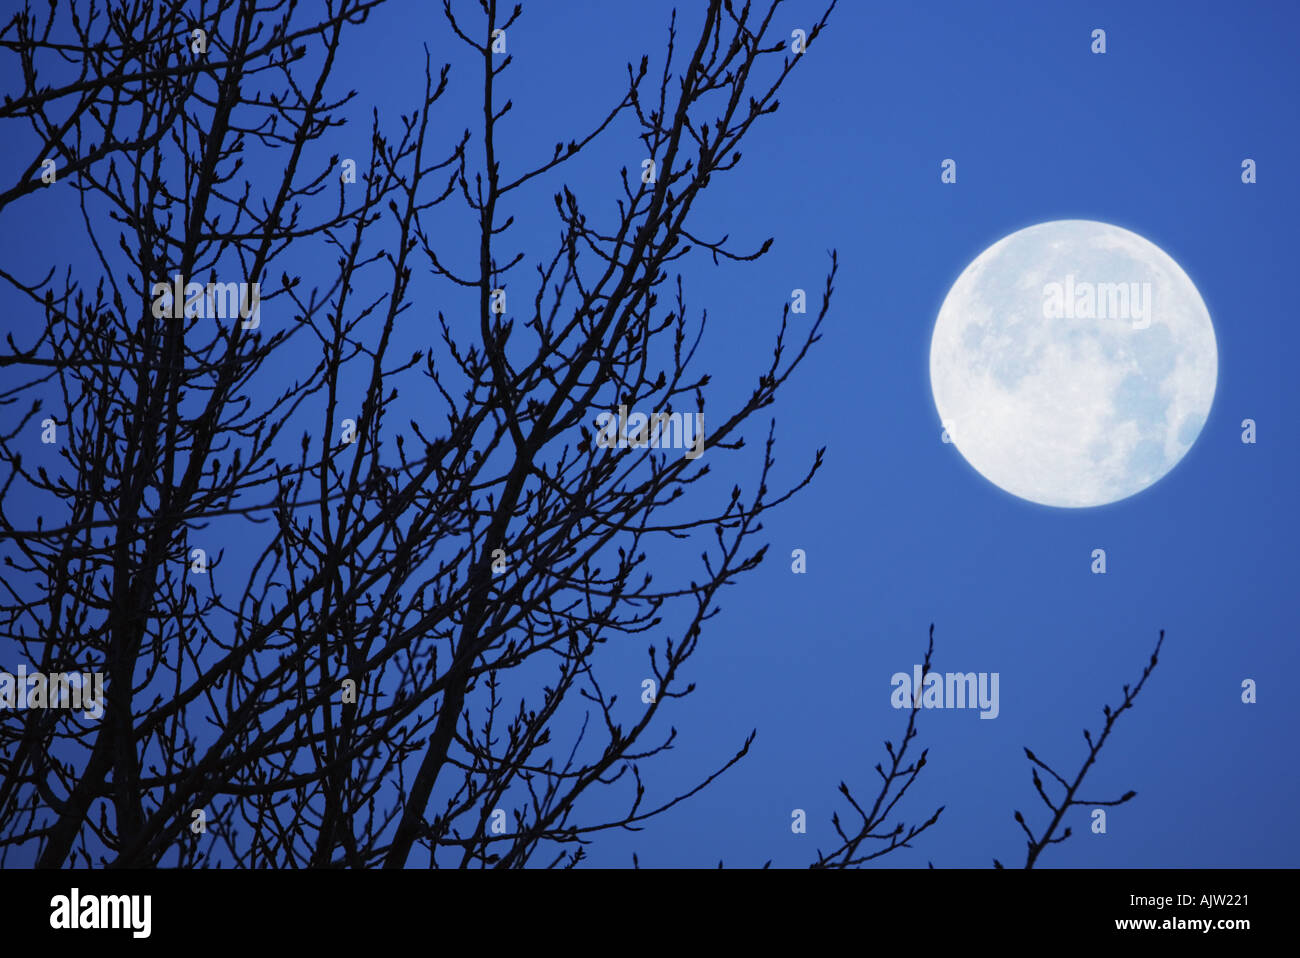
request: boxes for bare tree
[0,0,1163,871]
[1000,629,1166,869]
[0,0,847,868]
[809,625,1165,869]
[806,626,943,868]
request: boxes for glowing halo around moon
[929,220,1217,508]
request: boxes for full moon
[929,220,1217,508]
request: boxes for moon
[929,220,1217,508]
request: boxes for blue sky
[463,0,1295,867]
[2,0,1296,867]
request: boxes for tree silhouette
[1001,629,1166,869]
[814,625,1164,869]
[0,0,1161,869]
